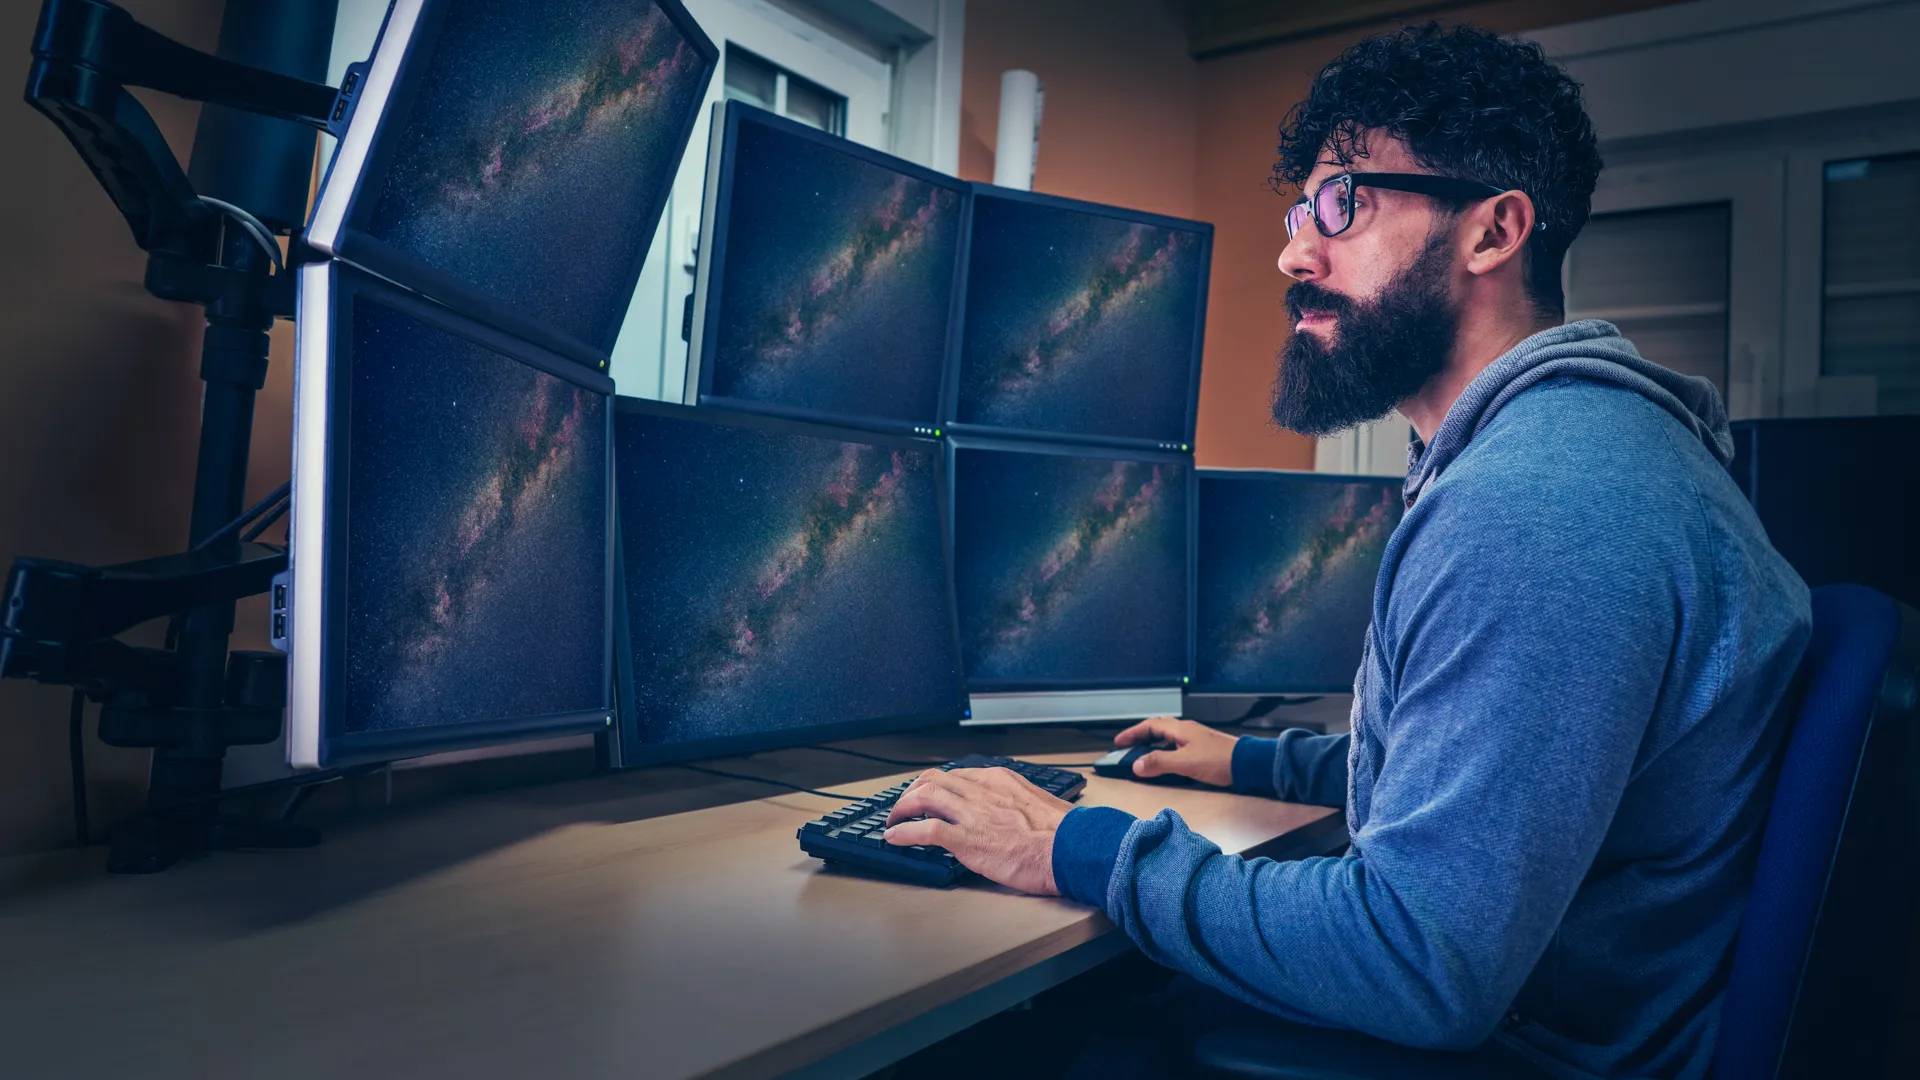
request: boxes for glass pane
[784,74,844,135]
[1822,152,1920,413]
[1824,295,1920,414]
[1608,313,1730,390]
[723,46,777,111]
[1565,203,1732,396]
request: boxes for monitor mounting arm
[25,0,353,271]
[8,0,348,872]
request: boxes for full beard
[1270,231,1460,438]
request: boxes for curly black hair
[1273,22,1601,317]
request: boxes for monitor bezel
[945,434,1196,693]
[288,261,618,770]
[608,395,970,769]
[682,101,971,436]
[943,182,1213,453]
[306,0,719,372]
[1189,466,1403,696]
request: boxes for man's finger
[1132,749,1171,777]
[887,779,970,827]
[1117,716,1177,747]
[883,817,955,849]
[902,767,946,794]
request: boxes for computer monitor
[307,0,717,368]
[286,262,615,769]
[1730,417,1920,609]
[948,437,1192,722]
[684,102,968,435]
[610,398,968,766]
[947,185,1211,452]
[1192,469,1403,696]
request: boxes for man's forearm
[1231,730,1349,807]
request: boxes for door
[607,0,894,401]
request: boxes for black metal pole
[142,0,335,827]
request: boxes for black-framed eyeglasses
[1286,172,1515,240]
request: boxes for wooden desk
[0,735,1341,1080]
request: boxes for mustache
[1286,280,1353,322]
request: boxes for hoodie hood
[1402,319,1731,508]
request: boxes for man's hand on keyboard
[883,766,1071,895]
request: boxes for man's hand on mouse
[1115,717,1238,787]
[884,766,1071,895]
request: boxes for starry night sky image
[708,119,963,426]
[952,446,1188,685]
[956,194,1205,443]
[615,410,965,746]
[364,0,709,349]
[1195,474,1402,691]
[342,300,608,735]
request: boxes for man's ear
[1462,190,1537,278]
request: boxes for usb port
[272,613,286,640]
[273,584,287,610]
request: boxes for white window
[1822,152,1920,416]
[1566,203,1732,398]
[723,44,847,135]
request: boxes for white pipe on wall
[992,68,1042,190]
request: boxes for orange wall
[964,0,1683,469]
[959,0,1197,219]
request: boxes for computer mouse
[1092,742,1195,786]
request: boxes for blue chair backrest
[1715,584,1919,1079]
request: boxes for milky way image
[616,409,965,746]
[956,194,1206,443]
[1195,473,1402,692]
[342,300,609,735]
[952,445,1189,686]
[364,0,710,350]
[707,117,963,427]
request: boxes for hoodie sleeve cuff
[1231,736,1280,797]
[1051,805,1137,907]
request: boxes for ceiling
[1179,0,1488,58]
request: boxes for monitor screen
[288,264,614,768]
[691,104,966,432]
[951,187,1210,448]
[1194,470,1403,694]
[950,440,1191,689]
[309,0,717,363]
[613,400,967,761]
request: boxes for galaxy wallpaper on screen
[957,196,1204,443]
[708,120,962,425]
[342,301,608,735]
[364,0,708,349]
[952,447,1188,684]
[616,412,964,746]
[1196,475,1401,691]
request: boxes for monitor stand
[962,688,1184,726]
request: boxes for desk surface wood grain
[0,743,1336,1080]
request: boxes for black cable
[797,745,950,768]
[676,763,867,801]
[241,498,291,542]
[191,481,290,552]
[68,690,90,847]
[166,481,293,649]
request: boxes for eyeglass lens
[1285,176,1354,240]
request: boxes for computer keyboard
[797,754,1087,887]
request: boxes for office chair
[1196,584,1920,1079]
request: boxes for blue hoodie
[1051,321,1812,1079]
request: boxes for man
[884,22,1811,1079]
